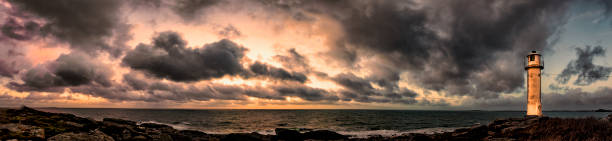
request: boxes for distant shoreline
[1,107,611,140]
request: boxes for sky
[0,0,610,110]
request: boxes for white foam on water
[138,120,192,131]
[337,127,461,138]
[255,129,277,135]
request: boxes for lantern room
[525,50,544,70]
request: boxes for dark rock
[302,130,348,140]
[140,123,171,129]
[103,118,136,126]
[222,133,265,141]
[406,133,433,141]
[47,129,113,141]
[0,123,45,140]
[367,133,434,141]
[274,128,302,141]
[171,130,209,140]
[140,123,177,134]
[100,119,150,141]
[594,109,612,112]
[178,130,207,137]
[456,125,488,140]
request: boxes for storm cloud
[556,45,611,85]
[122,31,247,81]
[7,0,128,57]
[0,60,17,77]
[11,52,113,90]
[173,0,221,21]
[249,62,307,83]
[269,0,570,98]
[1,18,39,41]
[2,0,610,108]
[332,72,418,104]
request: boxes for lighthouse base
[525,115,542,119]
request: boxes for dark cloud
[117,75,246,102]
[122,31,247,81]
[332,72,418,104]
[333,73,376,95]
[249,62,307,83]
[1,18,39,40]
[339,91,417,105]
[270,0,570,99]
[274,48,310,72]
[0,60,18,77]
[4,0,602,108]
[8,0,128,57]
[117,72,333,102]
[0,43,29,78]
[216,24,241,39]
[6,51,113,94]
[123,31,312,83]
[173,0,220,21]
[271,84,338,101]
[468,86,612,110]
[549,84,570,91]
[11,52,113,90]
[556,45,611,85]
[127,0,163,9]
[599,0,612,18]
[543,87,612,110]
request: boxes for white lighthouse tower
[525,50,543,117]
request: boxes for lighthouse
[525,51,543,117]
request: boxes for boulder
[47,129,114,141]
[170,130,210,140]
[395,133,433,141]
[222,133,265,141]
[0,123,45,139]
[302,130,348,140]
[274,128,302,141]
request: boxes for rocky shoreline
[1,107,611,141]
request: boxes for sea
[37,108,611,138]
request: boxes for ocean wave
[138,120,193,131]
[136,120,462,138]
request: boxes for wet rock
[302,130,348,140]
[170,130,216,140]
[457,125,488,140]
[100,120,149,141]
[222,133,265,141]
[274,128,302,141]
[140,123,177,134]
[47,129,114,141]
[405,133,433,141]
[0,123,45,139]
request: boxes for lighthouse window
[530,55,535,61]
